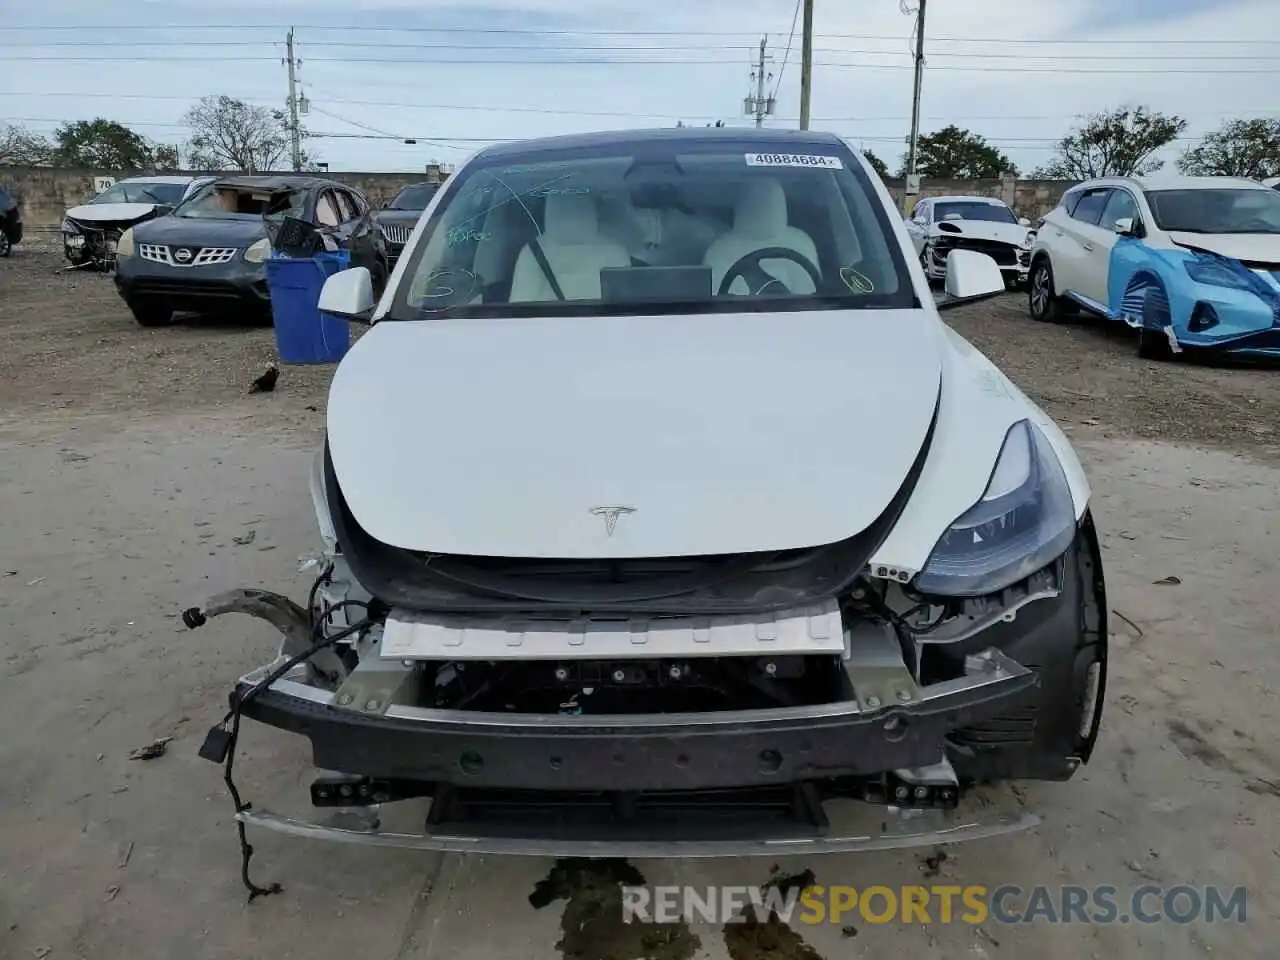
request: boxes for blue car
[1028,175,1280,360]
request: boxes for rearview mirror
[936,249,1004,310]
[1018,216,1031,227]
[318,266,375,324]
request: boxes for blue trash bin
[264,251,352,364]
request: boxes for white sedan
[906,195,1036,287]
[188,128,1107,874]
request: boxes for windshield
[390,139,913,320]
[932,201,1016,224]
[389,184,440,210]
[92,181,186,206]
[1145,188,1280,234]
[177,183,306,220]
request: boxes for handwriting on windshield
[447,228,492,246]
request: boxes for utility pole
[285,27,302,172]
[798,0,815,130]
[743,37,775,128]
[906,0,928,178]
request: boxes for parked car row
[40,174,443,325]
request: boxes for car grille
[138,244,239,267]
[934,237,1019,266]
[130,278,260,300]
[380,222,413,245]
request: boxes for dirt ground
[2,248,1279,959]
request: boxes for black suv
[0,185,21,257]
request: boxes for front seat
[703,179,820,295]
[509,192,631,301]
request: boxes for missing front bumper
[235,647,1037,793]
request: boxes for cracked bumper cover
[235,648,1038,793]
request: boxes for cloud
[4,0,1279,173]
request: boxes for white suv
[1027,175,1280,360]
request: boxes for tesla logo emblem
[590,505,635,536]
[173,247,193,263]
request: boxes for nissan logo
[174,248,194,263]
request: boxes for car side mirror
[936,249,1004,310]
[1018,217,1031,227]
[1113,217,1141,237]
[318,266,375,324]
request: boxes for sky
[2,0,1279,175]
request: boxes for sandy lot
[1,249,1278,959]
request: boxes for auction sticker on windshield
[745,153,843,169]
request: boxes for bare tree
[0,123,53,166]
[1034,106,1187,179]
[182,96,290,172]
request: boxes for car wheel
[0,232,10,258]
[130,303,173,327]
[1137,284,1176,361]
[1028,258,1068,322]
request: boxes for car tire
[0,232,11,258]
[130,303,173,327]
[1028,258,1068,322]
[1137,284,1176,361]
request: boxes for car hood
[327,309,944,558]
[65,202,160,225]
[134,215,266,246]
[374,209,425,224]
[931,220,1030,245]
[1168,231,1280,263]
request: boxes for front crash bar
[234,648,1038,793]
[236,806,1039,858]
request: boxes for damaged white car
[187,128,1106,881]
[906,195,1036,288]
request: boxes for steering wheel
[717,246,823,297]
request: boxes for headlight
[244,238,271,263]
[915,419,1076,597]
[1021,231,1035,248]
[61,218,80,235]
[116,228,135,258]
[1184,255,1253,291]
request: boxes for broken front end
[190,442,1107,858]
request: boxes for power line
[8,52,1280,73]
[7,39,1280,62]
[6,23,1280,43]
[7,89,1278,125]
[0,116,1223,150]
[776,0,802,97]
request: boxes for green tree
[1177,117,1280,179]
[52,119,154,169]
[0,124,53,166]
[862,149,890,178]
[1035,106,1186,179]
[902,125,1018,179]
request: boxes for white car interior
[701,179,821,295]
[509,192,632,301]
